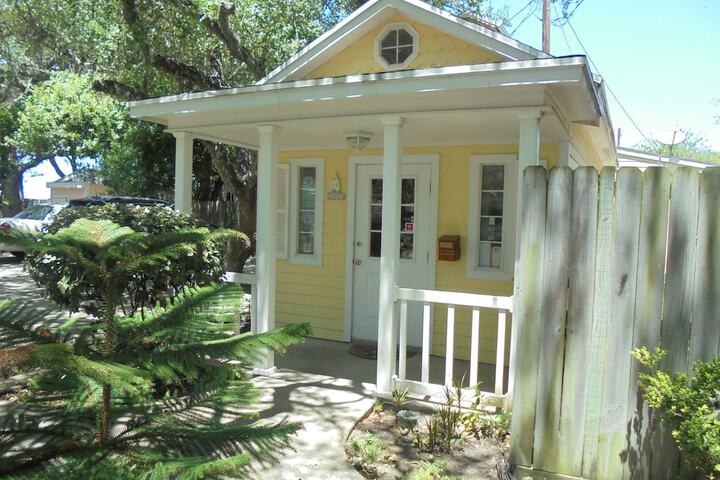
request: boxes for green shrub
[632,347,720,479]
[350,434,388,465]
[402,460,461,480]
[25,204,250,316]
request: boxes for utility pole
[542,0,551,54]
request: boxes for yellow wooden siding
[304,14,504,79]
[276,144,561,363]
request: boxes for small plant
[350,434,389,465]
[372,398,384,413]
[417,377,465,454]
[392,386,409,409]
[402,460,461,480]
[632,346,720,479]
[478,411,511,442]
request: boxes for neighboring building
[617,146,716,169]
[128,0,616,395]
[46,171,108,204]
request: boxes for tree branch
[166,0,266,81]
[92,79,146,101]
[48,158,67,178]
[18,156,48,174]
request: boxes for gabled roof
[257,0,550,85]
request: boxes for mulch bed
[345,403,509,479]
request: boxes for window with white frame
[289,158,324,265]
[375,23,419,69]
[466,155,517,280]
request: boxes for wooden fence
[193,200,239,228]
[510,166,720,480]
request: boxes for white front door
[351,160,434,347]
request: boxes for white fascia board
[128,57,589,121]
[258,0,548,85]
[616,147,714,169]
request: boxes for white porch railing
[393,286,513,403]
[224,272,257,334]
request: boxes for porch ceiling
[179,108,568,150]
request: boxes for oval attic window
[377,25,417,68]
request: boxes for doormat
[348,343,418,360]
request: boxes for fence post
[509,166,548,467]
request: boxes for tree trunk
[1,170,23,216]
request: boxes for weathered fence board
[596,168,642,480]
[689,168,720,363]
[651,167,701,479]
[581,167,616,479]
[509,166,548,467]
[557,167,598,476]
[533,168,573,472]
[510,166,720,480]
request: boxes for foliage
[373,398,385,413]
[634,129,720,164]
[11,72,126,170]
[349,434,389,465]
[632,347,720,478]
[392,386,410,410]
[24,204,249,316]
[417,382,464,454]
[0,219,311,478]
[402,460,461,480]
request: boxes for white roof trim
[257,0,549,85]
[128,57,588,120]
[617,147,716,169]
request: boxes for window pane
[381,30,397,49]
[298,233,314,255]
[480,192,503,216]
[479,242,503,268]
[401,178,415,204]
[397,29,413,46]
[481,165,504,190]
[300,167,316,189]
[381,48,397,65]
[370,232,382,257]
[297,166,316,256]
[397,46,413,63]
[480,217,502,242]
[371,178,383,203]
[371,205,382,231]
[400,233,414,259]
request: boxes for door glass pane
[297,167,316,255]
[480,217,502,242]
[479,242,503,268]
[367,176,416,259]
[480,192,503,216]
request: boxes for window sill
[466,268,513,282]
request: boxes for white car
[0,205,65,258]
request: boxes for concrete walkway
[250,368,373,479]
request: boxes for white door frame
[343,154,440,343]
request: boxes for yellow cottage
[128,0,615,401]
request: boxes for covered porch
[127,59,607,404]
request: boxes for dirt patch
[345,403,509,479]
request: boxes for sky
[500,0,720,149]
[23,0,720,200]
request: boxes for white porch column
[173,132,193,214]
[376,116,403,394]
[508,112,542,408]
[255,125,279,374]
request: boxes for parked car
[0,204,65,258]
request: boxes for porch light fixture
[345,131,373,151]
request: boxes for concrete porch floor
[250,337,507,479]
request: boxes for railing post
[445,305,455,387]
[399,300,408,381]
[422,303,431,384]
[470,307,481,388]
[495,309,507,396]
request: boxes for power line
[508,0,536,23]
[553,3,572,53]
[511,6,537,35]
[564,18,659,151]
